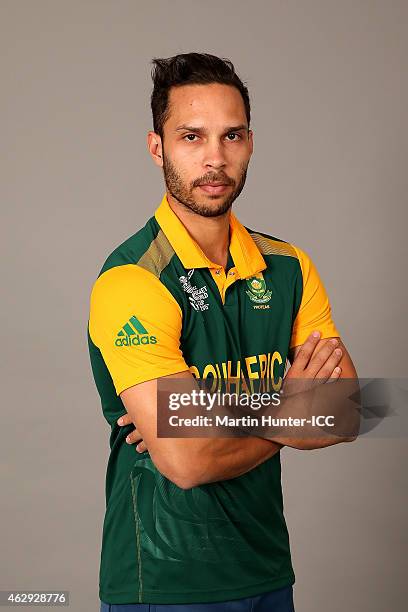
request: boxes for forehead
[166,83,247,128]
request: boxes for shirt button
[228,270,235,276]
[215,269,221,275]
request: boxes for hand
[117,414,148,453]
[283,331,342,396]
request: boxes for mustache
[195,176,233,186]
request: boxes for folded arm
[120,333,358,488]
[120,369,283,490]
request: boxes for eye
[226,132,242,141]
[182,132,243,142]
[183,134,198,142]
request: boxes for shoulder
[89,214,179,309]
[88,263,182,349]
[245,226,315,277]
[96,214,176,280]
[245,226,309,261]
[89,263,180,318]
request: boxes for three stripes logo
[115,314,158,347]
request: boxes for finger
[326,366,342,383]
[136,441,148,453]
[117,413,133,426]
[306,338,339,378]
[125,429,143,445]
[313,347,343,381]
[291,331,322,372]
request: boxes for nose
[202,137,227,169]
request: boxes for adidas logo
[115,315,158,347]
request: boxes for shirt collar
[154,192,267,279]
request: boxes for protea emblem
[245,273,272,304]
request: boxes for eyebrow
[175,124,248,134]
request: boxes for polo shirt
[87,192,340,605]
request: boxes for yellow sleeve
[88,264,189,395]
[289,245,341,348]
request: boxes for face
[149,83,253,218]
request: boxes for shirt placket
[209,266,239,305]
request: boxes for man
[88,52,358,612]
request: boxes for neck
[166,192,231,269]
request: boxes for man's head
[147,52,253,218]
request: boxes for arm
[272,336,360,449]
[120,370,283,490]
[278,245,360,448]
[88,263,282,490]
[122,332,355,471]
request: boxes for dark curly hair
[150,52,251,141]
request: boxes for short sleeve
[88,264,189,395]
[289,245,341,348]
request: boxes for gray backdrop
[1,1,407,610]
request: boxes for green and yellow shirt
[87,192,340,605]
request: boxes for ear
[147,131,163,167]
[248,129,254,155]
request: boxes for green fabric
[88,214,303,605]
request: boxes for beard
[162,151,249,218]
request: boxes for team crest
[245,273,272,304]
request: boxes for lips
[198,183,230,194]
